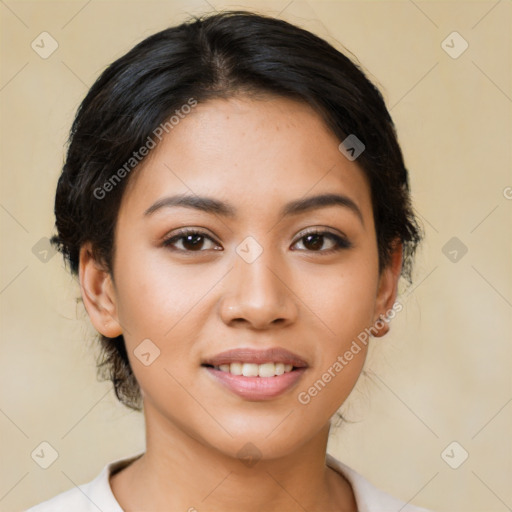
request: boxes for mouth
[201,348,308,400]
[204,361,296,377]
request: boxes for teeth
[258,362,275,378]
[215,362,296,377]
[230,362,243,376]
[242,363,259,377]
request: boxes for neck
[110,402,356,512]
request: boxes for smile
[213,362,294,377]
[202,347,308,400]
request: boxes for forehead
[120,95,373,224]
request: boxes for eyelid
[293,226,348,240]
[166,226,216,238]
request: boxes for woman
[27,10,430,511]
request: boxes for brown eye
[292,230,352,253]
[163,229,221,252]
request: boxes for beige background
[1,1,511,511]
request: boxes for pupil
[184,234,203,250]
[305,234,323,251]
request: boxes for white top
[25,452,432,511]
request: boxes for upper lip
[202,348,308,368]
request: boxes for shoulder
[24,484,103,512]
[326,453,434,512]
[24,454,143,512]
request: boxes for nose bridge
[219,237,297,328]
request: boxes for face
[81,95,401,460]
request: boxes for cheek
[113,242,215,338]
[295,275,374,418]
[306,252,379,337]
[111,246,210,404]
[111,243,232,400]
[297,250,378,405]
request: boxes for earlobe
[372,240,403,338]
[79,243,123,338]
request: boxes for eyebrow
[144,192,364,226]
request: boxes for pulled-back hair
[51,10,422,410]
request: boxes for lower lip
[204,367,307,401]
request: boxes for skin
[79,95,402,511]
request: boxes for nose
[218,248,298,330]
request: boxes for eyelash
[162,228,352,254]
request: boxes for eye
[162,228,352,254]
[291,229,352,253]
[162,228,222,252]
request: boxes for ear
[79,242,123,338]
[372,240,403,338]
